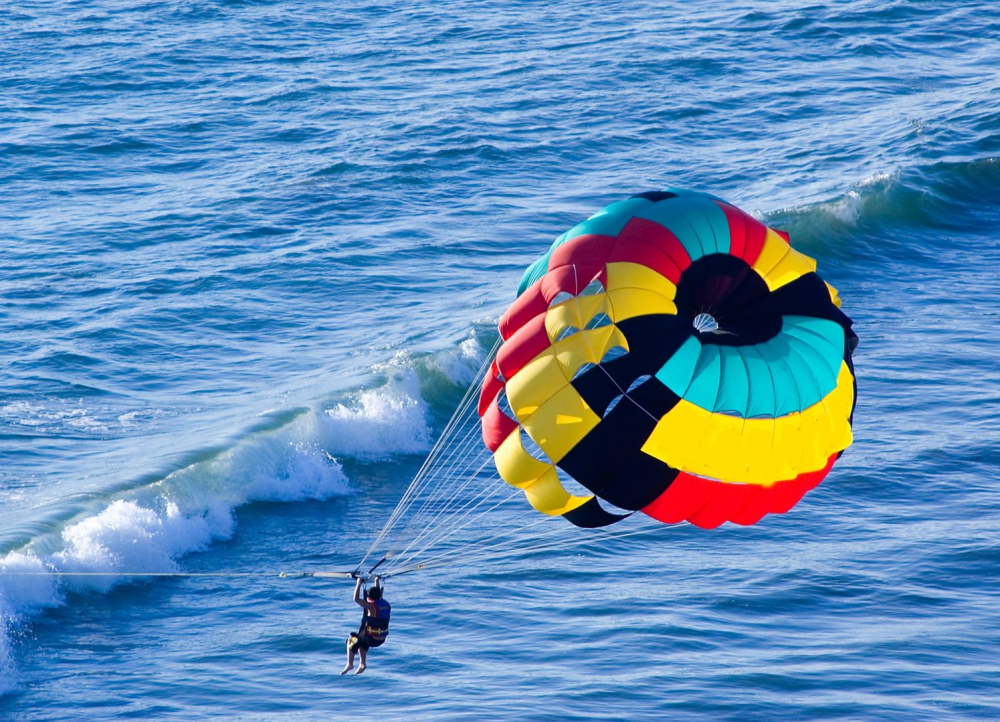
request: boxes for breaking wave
[0,333,488,694]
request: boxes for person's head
[365,585,383,601]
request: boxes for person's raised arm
[353,578,373,612]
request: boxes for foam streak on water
[2,1,1000,718]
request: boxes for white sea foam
[322,359,432,460]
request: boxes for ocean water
[2,0,999,719]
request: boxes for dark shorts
[347,633,370,652]
[348,630,385,651]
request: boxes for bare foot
[341,664,354,675]
[355,664,367,675]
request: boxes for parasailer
[342,576,391,675]
[477,189,857,530]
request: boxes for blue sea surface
[2,1,1000,719]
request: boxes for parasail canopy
[357,188,860,581]
[477,189,858,530]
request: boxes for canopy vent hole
[693,313,719,333]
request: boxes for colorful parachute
[477,189,858,529]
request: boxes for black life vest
[360,598,391,646]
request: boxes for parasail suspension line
[355,336,500,571]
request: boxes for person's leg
[342,636,358,674]
[356,646,368,674]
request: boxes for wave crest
[764,157,1000,262]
